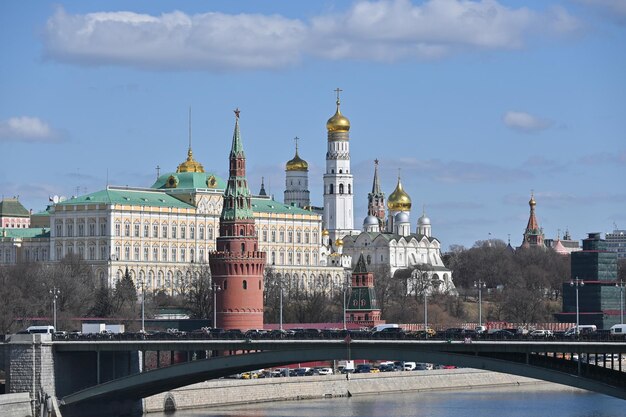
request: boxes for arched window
[223,279,228,290]
[243,280,247,290]
[329,184,334,194]
[348,184,351,194]
[339,184,344,194]
[241,243,245,253]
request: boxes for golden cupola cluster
[387,176,412,211]
[286,146,309,171]
[177,148,205,173]
[326,98,351,133]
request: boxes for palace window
[124,245,130,260]
[171,248,177,262]
[288,231,293,243]
[144,246,149,261]
[162,224,168,238]
[153,246,158,261]
[271,230,276,242]
[134,246,140,261]
[208,226,213,240]
[144,223,149,238]
[124,222,130,237]
[262,230,268,242]
[190,224,195,239]
[153,223,158,238]
[199,225,205,240]
[181,225,186,239]
[171,225,177,239]
[162,247,168,262]
[134,223,140,237]
[89,223,95,236]
[78,223,84,237]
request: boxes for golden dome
[177,149,205,173]
[387,176,412,211]
[286,148,308,171]
[529,193,536,207]
[335,238,344,246]
[326,99,350,132]
[322,229,329,236]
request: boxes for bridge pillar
[7,334,56,416]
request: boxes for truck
[82,323,125,334]
[372,323,399,332]
[337,360,354,373]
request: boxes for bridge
[54,339,626,405]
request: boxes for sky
[0,0,624,250]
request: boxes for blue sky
[1,0,624,250]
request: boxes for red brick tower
[209,109,266,330]
[345,253,384,327]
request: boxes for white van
[26,325,55,334]
[564,325,597,337]
[403,361,416,371]
[610,324,626,338]
[373,324,399,332]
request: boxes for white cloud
[503,111,552,133]
[41,1,581,71]
[0,116,65,143]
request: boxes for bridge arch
[61,345,626,406]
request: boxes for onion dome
[418,213,431,226]
[387,176,412,211]
[326,98,350,132]
[395,212,410,224]
[529,193,536,208]
[335,238,344,246]
[285,143,308,171]
[177,148,205,173]
[363,215,379,227]
[322,229,329,236]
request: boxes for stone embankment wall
[144,369,564,413]
[0,392,32,417]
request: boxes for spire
[526,191,539,231]
[221,108,253,221]
[259,177,267,196]
[176,107,205,173]
[230,108,245,158]
[354,253,368,274]
[371,159,382,194]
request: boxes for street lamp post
[212,283,221,328]
[279,277,283,331]
[138,278,145,333]
[570,277,584,337]
[474,279,486,327]
[49,287,60,330]
[424,290,428,332]
[616,280,625,325]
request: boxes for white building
[343,165,456,296]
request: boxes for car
[488,329,516,340]
[317,367,334,375]
[294,368,309,376]
[529,329,554,338]
[414,363,433,370]
[241,372,258,379]
[378,363,399,372]
[354,364,372,373]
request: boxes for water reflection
[149,387,623,417]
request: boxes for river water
[149,386,624,417]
